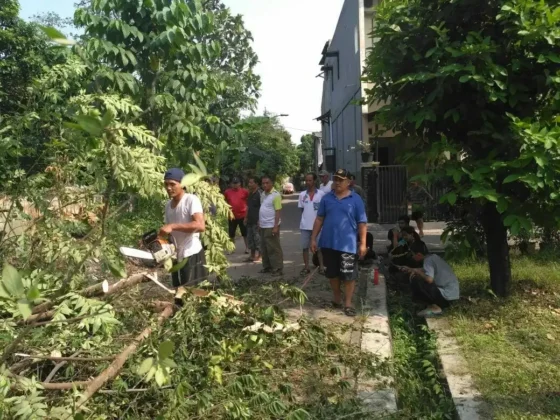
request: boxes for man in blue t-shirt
[310,169,368,317]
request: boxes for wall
[321,0,364,176]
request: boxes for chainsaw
[120,230,177,272]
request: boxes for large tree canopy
[0,0,64,116]
[365,0,560,296]
[74,0,260,165]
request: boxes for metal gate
[362,165,453,224]
[362,165,408,224]
[378,165,408,224]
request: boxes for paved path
[226,195,397,414]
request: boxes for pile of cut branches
[0,265,384,419]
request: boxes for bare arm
[392,229,399,248]
[161,213,205,235]
[358,223,367,245]
[311,216,324,241]
[274,210,281,229]
[403,267,433,284]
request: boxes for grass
[387,278,455,419]
[448,254,560,420]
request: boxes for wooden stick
[80,272,148,298]
[44,351,81,383]
[27,272,149,322]
[75,304,174,410]
[15,354,115,362]
[39,380,92,390]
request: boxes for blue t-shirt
[317,190,368,254]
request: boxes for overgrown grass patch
[449,256,560,419]
[387,281,455,419]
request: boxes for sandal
[326,301,343,310]
[243,257,254,262]
[259,268,272,274]
[417,308,442,318]
[300,268,311,275]
[344,307,357,317]
[318,268,326,276]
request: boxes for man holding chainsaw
[160,168,207,288]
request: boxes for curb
[357,266,398,413]
[426,318,492,420]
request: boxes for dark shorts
[411,205,424,220]
[171,248,208,287]
[228,218,247,239]
[321,248,359,281]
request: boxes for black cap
[231,177,241,184]
[333,168,350,180]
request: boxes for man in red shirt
[224,177,249,253]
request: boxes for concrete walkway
[226,195,397,414]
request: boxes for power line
[284,126,318,133]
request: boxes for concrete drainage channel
[426,318,492,420]
[381,266,491,420]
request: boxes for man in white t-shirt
[298,173,325,274]
[318,170,333,194]
[160,168,207,289]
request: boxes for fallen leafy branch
[75,304,174,410]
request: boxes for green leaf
[26,286,40,301]
[17,299,32,320]
[459,75,471,83]
[169,257,188,273]
[2,263,24,298]
[192,152,207,176]
[447,192,457,206]
[106,258,127,279]
[510,220,521,235]
[101,111,114,128]
[76,115,103,137]
[155,368,167,386]
[209,355,222,365]
[0,283,9,299]
[503,214,517,226]
[138,358,154,375]
[39,26,65,40]
[496,198,509,214]
[160,358,177,368]
[181,173,201,187]
[425,47,437,58]
[503,174,521,184]
[158,340,174,360]
[534,155,546,167]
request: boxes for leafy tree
[74,0,260,165]
[0,0,64,117]
[365,0,560,296]
[220,115,299,183]
[297,134,315,175]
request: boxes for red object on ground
[224,188,249,219]
[373,268,379,285]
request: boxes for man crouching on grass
[310,169,367,317]
[159,168,208,301]
[399,250,460,317]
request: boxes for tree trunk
[481,202,511,297]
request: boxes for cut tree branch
[15,354,115,362]
[75,304,174,411]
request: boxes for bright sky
[19,0,345,144]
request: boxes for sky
[19,0,345,144]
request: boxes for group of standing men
[224,175,284,275]
[159,166,458,319]
[224,169,367,317]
